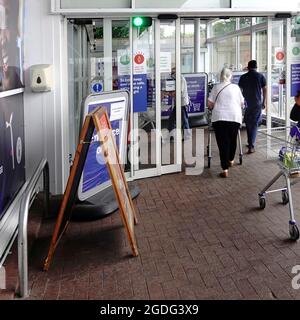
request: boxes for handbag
[214,83,232,105]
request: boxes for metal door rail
[18,159,49,298]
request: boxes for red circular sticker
[276,51,285,61]
[134,54,144,64]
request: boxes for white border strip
[0,88,24,99]
[50,7,298,17]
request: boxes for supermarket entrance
[66,14,294,183]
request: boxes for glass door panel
[132,21,157,171]
[271,20,286,120]
[68,21,90,162]
[160,20,176,167]
[111,20,131,173]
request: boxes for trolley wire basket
[257,125,300,241]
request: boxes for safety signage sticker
[91,81,103,93]
[274,47,285,64]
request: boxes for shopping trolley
[257,125,300,241]
[206,109,243,168]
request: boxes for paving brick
[234,279,260,299]
[218,277,238,293]
[147,281,165,300]
[163,287,180,300]
[3,129,300,301]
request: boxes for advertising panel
[117,49,147,112]
[0,0,24,220]
[160,72,208,118]
[0,0,24,92]
[291,63,300,97]
[0,93,25,219]
[78,91,130,201]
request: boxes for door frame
[131,17,182,180]
[63,14,294,184]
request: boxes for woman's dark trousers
[212,121,240,170]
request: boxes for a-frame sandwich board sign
[44,107,138,271]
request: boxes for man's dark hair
[248,60,258,69]
[296,91,300,98]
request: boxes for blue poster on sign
[291,64,300,97]
[81,99,125,196]
[161,73,208,118]
[147,79,172,117]
[185,74,207,114]
[118,74,147,112]
[0,94,25,219]
[133,74,147,112]
[78,92,129,201]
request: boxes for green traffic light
[132,16,152,28]
[133,17,144,27]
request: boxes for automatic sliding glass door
[160,19,182,173]
[67,17,182,182]
[132,17,182,179]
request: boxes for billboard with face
[0,0,24,219]
[0,0,23,92]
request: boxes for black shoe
[247,148,255,154]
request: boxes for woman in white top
[208,68,244,178]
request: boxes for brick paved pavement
[3,128,300,300]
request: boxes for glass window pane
[291,17,300,42]
[255,17,267,24]
[212,37,236,74]
[239,17,251,29]
[181,22,194,73]
[256,30,267,72]
[271,21,286,119]
[239,34,251,70]
[112,20,130,91]
[212,18,236,37]
[181,20,207,73]
[181,20,207,45]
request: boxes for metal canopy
[52,7,298,19]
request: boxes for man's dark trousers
[244,107,262,149]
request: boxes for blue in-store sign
[291,64,300,96]
[92,82,103,93]
[118,74,147,112]
[82,101,123,194]
[159,73,207,117]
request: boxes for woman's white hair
[220,67,232,82]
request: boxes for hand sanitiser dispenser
[30,64,53,92]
